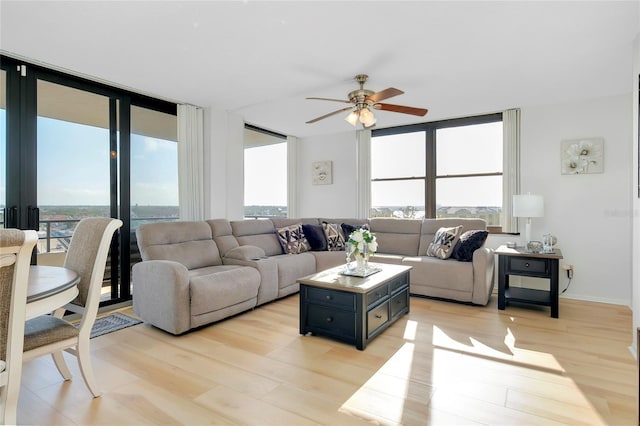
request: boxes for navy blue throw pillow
[302,224,328,251]
[451,230,489,262]
[341,223,369,240]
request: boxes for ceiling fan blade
[374,103,428,116]
[306,106,353,124]
[306,97,352,104]
[366,87,404,103]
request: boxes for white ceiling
[1,1,638,138]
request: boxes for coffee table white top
[297,263,412,293]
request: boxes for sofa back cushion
[418,218,487,256]
[207,219,240,257]
[136,221,222,269]
[231,220,283,256]
[369,218,422,256]
[270,218,319,228]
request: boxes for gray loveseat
[133,217,494,334]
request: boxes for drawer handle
[326,317,333,323]
[524,262,530,268]
[325,295,332,300]
[375,314,382,319]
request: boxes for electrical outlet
[562,263,574,279]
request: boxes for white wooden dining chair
[0,229,38,425]
[22,217,122,398]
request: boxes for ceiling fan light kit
[306,74,428,128]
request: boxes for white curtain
[502,108,521,232]
[177,104,205,221]
[356,129,372,219]
[287,135,298,218]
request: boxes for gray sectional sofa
[133,217,494,334]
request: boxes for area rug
[90,313,142,338]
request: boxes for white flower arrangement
[348,228,378,257]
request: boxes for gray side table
[495,245,564,318]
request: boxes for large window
[371,114,503,228]
[244,126,287,218]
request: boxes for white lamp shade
[345,110,358,126]
[359,108,376,127]
[512,194,544,218]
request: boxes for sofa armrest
[132,260,191,335]
[471,247,495,305]
[224,245,266,261]
[222,248,278,305]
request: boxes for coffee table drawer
[366,286,389,307]
[307,304,355,339]
[389,272,409,293]
[306,287,355,310]
[390,289,409,318]
[367,301,389,337]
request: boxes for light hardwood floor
[16,294,637,425]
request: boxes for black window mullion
[109,98,120,299]
[425,128,436,217]
[118,98,131,300]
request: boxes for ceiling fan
[305,74,428,128]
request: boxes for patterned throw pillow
[322,222,345,251]
[302,224,328,251]
[451,230,489,262]
[276,224,311,255]
[426,225,463,259]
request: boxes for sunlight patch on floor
[431,325,565,374]
[339,342,417,425]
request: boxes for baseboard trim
[560,293,631,307]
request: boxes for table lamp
[513,194,544,244]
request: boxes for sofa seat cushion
[402,256,473,292]
[189,265,260,316]
[271,253,316,290]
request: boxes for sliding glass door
[1,55,177,305]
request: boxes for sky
[2,112,502,210]
[0,111,179,207]
[371,121,503,207]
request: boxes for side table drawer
[307,304,355,339]
[508,257,548,276]
[306,287,355,310]
[367,301,389,337]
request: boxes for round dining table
[26,265,80,320]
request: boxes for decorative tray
[340,267,382,278]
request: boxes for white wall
[631,32,640,356]
[295,94,634,306]
[296,131,360,218]
[520,94,633,305]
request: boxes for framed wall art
[560,137,604,175]
[312,160,332,185]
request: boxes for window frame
[371,113,503,227]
